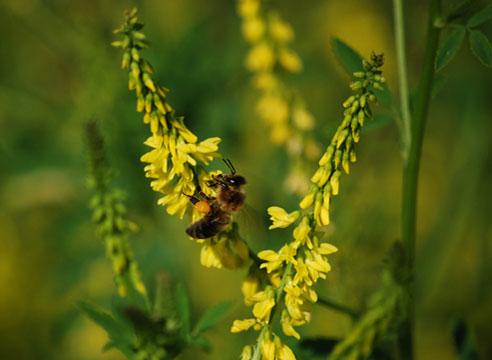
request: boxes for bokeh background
[1,0,491,359]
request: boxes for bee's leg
[183,192,201,205]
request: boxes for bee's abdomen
[186,218,220,239]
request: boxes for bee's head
[224,174,246,187]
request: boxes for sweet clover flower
[86,120,147,298]
[112,9,250,270]
[112,8,221,220]
[237,0,321,195]
[232,53,385,359]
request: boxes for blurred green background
[1,0,491,359]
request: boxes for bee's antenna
[223,158,236,174]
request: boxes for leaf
[431,73,447,99]
[78,301,134,358]
[175,282,191,337]
[193,301,234,335]
[189,335,212,352]
[467,5,492,27]
[468,29,492,67]
[331,37,363,74]
[435,26,466,71]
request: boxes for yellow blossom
[271,124,291,144]
[267,206,300,229]
[252,72,277,90]
[252,287,275,322]
[293,216,311,245]
[261,333,276,360]
[278,343,296,360]
[237,0,260,18]
[246,42,275,72]
[242,270,261,306]
[240,345,253,360]
[281,310,301,339]
[231,319,257,333]
[293,107,315,130]
[269,14,294,43]
[256,95,289,124]
[242,16,265,42]
[200,243,223,269]
[279,48,303,73]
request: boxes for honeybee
[185,159,246,239]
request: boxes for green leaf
[189,335,212,352]
[467,5,492,27]
[468,29,492,67]
[193,301,234,335]
[435,26,466,71]
[78,301,134,358]
[175,283,191,337]
[331,37,363,74]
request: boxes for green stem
[317,296,360,320]
[392,0,412,159]
[400,0,442,358]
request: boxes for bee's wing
[233,203,269,247]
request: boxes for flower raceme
[232,53,385,359]
[112,8,221,220]
[113,9,250,271]
[237,0,320,196]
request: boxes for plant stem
[400,0,442,358]
[316,296,360,320]
[392,0,412,159]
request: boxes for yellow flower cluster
[112,8,221,220]
[231,54,385,359]
[237,0,320,195]
[113,9,250,271]
[299,53,385,227]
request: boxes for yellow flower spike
[267,206,300,229]
[246,42,275,72]
[242,16,265,42]
[279,48,303,73]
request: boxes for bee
[185,159,246,239]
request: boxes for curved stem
[400,0,442,358]
[392,0,412,159]
[316,296,360,320]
